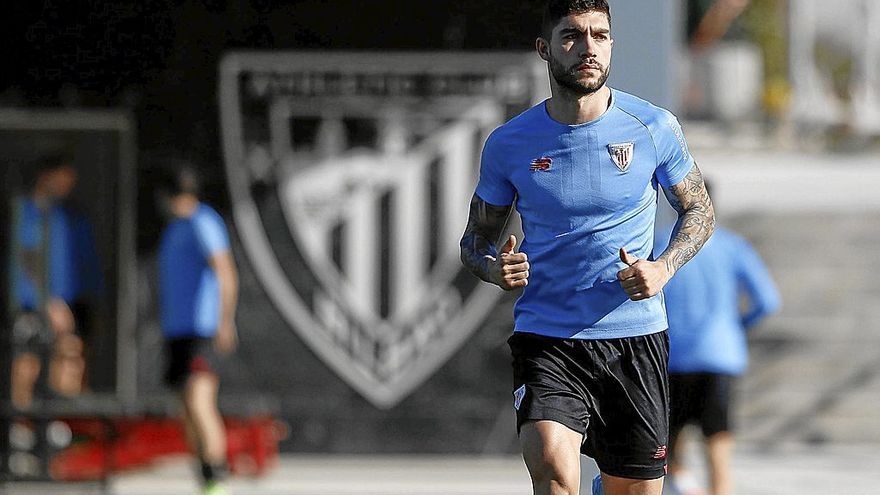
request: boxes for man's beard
[549,55,611,95]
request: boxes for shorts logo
[530,156,552,171]
[219,51,547,408]
[653,445,667,460]
[513,385,526,410]
[607,142,634,172]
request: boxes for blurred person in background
[459,1,715,494]
[656,181,779,495]
[687,0,750,51]
[9,155,100,409]
[157,164,239,495]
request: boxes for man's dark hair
[542,0,611,38]
[27,153,74,190]
[157,159,201,197]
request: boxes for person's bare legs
[705,432,734,495]
[666,426,708,495]
[667,426,688,477]
[11,353,40,409]
[521,420,665,495]
[182,372,227,480]
[520,420,583,495]
[48,333,85,397]
[600,472,664,495]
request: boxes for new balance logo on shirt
[530,157,552,171]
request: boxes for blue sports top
[158,203,230,339]
[657,226,780,375]
[476,89,694,339]
[12,198,101,310]
[13,199,76,309]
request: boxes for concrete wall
[608,0,683,113]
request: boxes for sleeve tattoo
[659,163,716,275]
[459,194,513,283]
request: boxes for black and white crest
[219,52,546,408]
[608,142,634,172]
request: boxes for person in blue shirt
[459,2,715,494]
[656,182,779,495]
[157,164,239,495]
[10,156,98,409]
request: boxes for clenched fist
[488,235,530,290]
[617,248,671,301]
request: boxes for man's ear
[536,37,551,62]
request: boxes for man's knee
[182,372,218,411]
[520,421,582,493]
[529,461,579,492]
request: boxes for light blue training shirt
[476,88,694,339]
[657,226,780,375]
[158,203,230,339]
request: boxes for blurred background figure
[9,155,101,410]
[656,181,780,495]
[688,0,750,51]
[156,164,239,495]
[683,0,753,121]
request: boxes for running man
[157,165,239,495]
[657,182,780,495]
[459,2,715,494]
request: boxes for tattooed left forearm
[659,163,715,275]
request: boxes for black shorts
[509,330,670,480]
[11,312,52,355]
[669,372,734,438]
[165,337,221,389]
[11,309,88,356]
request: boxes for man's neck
[546,85,611,125]
[31,188,54,210]
[173,195,200,219]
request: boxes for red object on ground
[49,416,284,481]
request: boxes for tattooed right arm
[459,194,512,283]
[460,194,528,289]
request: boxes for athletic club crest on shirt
[607,142,634,172]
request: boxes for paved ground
[2,443,878,495]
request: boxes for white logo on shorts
[513,385,526,410]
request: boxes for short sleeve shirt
[158,203,231,338]
[657,227,780,374]
[476,88,694,339]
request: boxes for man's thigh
[600,472,664,495]
[520,420,583,490]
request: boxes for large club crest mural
[219,52,546,407]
